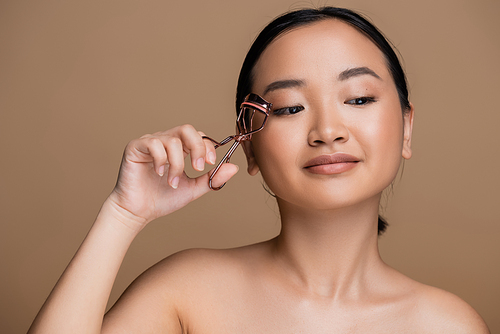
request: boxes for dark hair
[236,7,411,234]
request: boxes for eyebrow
[262,67,381,95]
[263,79,305,95]
[337,66,382,81]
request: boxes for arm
[27,125,238,334]
[27,200,142,333]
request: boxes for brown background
[1,0,499,332]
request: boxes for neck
[270,194,385,300]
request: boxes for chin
[272,182,384,213]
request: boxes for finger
[124,137,153,163]
[143,137,168,176]
[126,137,167,175]
[205,163,239,191]
[164,136,185,189]
[187,163,239,199]
[198,131,216,165]
[176,125,209,172]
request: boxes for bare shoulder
[151,243,267,285]
[114,244,262,302]
[406,279,490,333]
[102,245,262,333]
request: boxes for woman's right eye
[272,105,305,115]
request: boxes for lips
[304,153,360,174]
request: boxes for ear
[241,140,260,176]
[402,102,414,160]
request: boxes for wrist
[99,195,149,235]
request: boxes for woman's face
[244,19,413,211]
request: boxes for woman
[28,7,489,333]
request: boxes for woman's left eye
[272,105,305,115]
[345,97,377,106]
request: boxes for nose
[307,103,349,146]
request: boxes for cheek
[360,106,405,176]
[250,122,302,191]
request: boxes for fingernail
[158,165,165,177]
[207,151,216,165]
[171,176,179,189]
[196,158,204,171]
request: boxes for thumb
[192,163,239,196]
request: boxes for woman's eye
[345,97,376,106]
[272,105,305,115]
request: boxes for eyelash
[345,96,377,105]
[272,105,305,115]
[272,96,376,115]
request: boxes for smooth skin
[28,20,490,334]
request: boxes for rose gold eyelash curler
[202,93,272,190]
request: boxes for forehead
[253,19,390,91]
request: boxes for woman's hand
[107,125,239,228]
